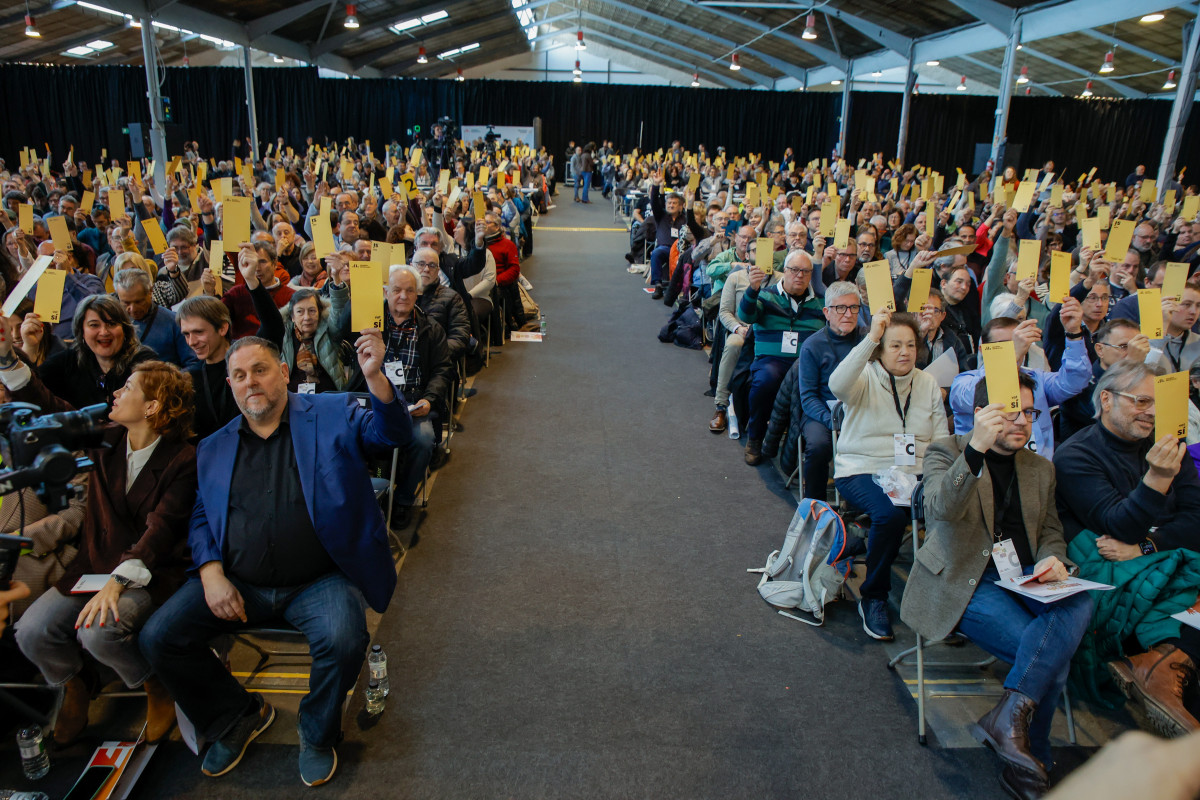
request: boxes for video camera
[0,402,108,512]
[483,124,500,155]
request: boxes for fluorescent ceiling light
[925,60,939,66]
[152,21,180,31]
[437,42,479,59]
[76,1,126,17]
[390,9,449,35]
[1140,12,1165,22]
[66,45,95,56]
[86,39,114,50]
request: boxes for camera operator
[427,122,454,173]
[4,351,199,746]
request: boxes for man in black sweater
[1053,359,1200,736]
[647,177,685,299]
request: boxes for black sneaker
[858,598,894,641]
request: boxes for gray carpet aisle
[0,198,1046,798]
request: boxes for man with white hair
[379,264,454,527]
[113,268,197,369]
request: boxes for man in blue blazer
[140,331,409,788]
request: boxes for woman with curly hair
[0,344,199,746]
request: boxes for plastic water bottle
[365,679,384,716]
[16,726,49,781]
[368,644,389,697]
[0,790,51,799]
[539,312,546,337]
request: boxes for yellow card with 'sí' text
[46,215,72,251]
[17,203,33,234]
[981,341,1021,412]
[108,191,125,223]
[392,242,406,269]
[1011,180,1036,213]
[1156,372,1189,442]
[1182,195,1200,221]
[1106,219,1135,261]
[209,242,224,296]
[1163,262,1189,302]
[1016,239,1041,282]
[33,268,67,324]
[221,197,251,252]
[755,238,775,275]
[80,190,95,215]
[906,268,933,313]
[1080,218,1101,251]
[1139,289,1164,339]
[349,262,385,333]
[819,202,836,237]
[864,260,895,314]
[1049,251,1072,303]
[833,218,851,249]
[472,191,487,220]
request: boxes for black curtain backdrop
[1,64,1196,182]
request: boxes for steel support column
[139,18,169,200]
[988,17,1021,173]
[1156,17,1200,201]
[837,60,852,157]
[243,46,261,165]
[896,47,916,167]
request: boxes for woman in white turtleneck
[828,309,949,642]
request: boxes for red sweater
[222,281,294,340]
[487,234,521,286]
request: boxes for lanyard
[992,469,1019,543]
[1166,331,1188,373]
[888,372,912,431]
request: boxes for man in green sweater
[738,248,825,465]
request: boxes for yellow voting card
[864,260,894,314]
[140,219,168,255]
[350,262,384,332]
[46,215,72,251]
[379,178,393,200]
[478,166,490,186]
[1011,181,1036,213]
[311,213,336,259]
[127,161,142,186]
[746,182,759,207]
[221,197,251,252]
[17,204,32,234]
[80,190,95,215]
[925,207,935,239]
[1096,205,1111,230]
[1049,251,1072,303]
[473,191,487,220]
[756,238,774,275]
[1139,289,1164,339]
[833,218,851,249]
[411,148,424,167]
[370,240,390,268]
[437,169,451,196]
[109,192,126,223]
[1156,372,1189,442]
[1182,195,1200,221]
[275,168,285,190]
[1016,239,1041,282]
[981,341,1021,412]
[1165,190,1177,215]
[1106,219,1135,261]
[33,268,67,324]
[209,243,224,296]
[1080,218,1101,251]
[906,268,933,313]
[392,242,406,269]
[1163,262,1189,302]
[791,195,804,214]
[686,172,700,193]
[1049,184,1063,208]
[1140,179,1157,204]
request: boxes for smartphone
[63,764,116,800]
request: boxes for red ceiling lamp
[24,12,39,37]
[417,45,428,64]
[802,14,817,40]
[1016,65,1029,84]
[691,72,700,87]
[575,30,586,50]
[1164,69,1177,89]
[729,52,741,71]
[1081,79,1094,97]
[343,3,359,28]
[572,59,581,76]
[957,75,967,91]
[455,66,464,81]
[1025,86,1032,95]
[1099,50,1114,73]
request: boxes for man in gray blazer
[900,374,1093,800]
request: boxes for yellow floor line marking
[537,226,627,232]
[232,672,311,679]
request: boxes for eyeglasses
[1083,293,1110,303]
[784,267,812,276]
[1096,341,1127,352]
[1000,408,1042,422]
[1111,391,1154,411]
[918,305,944,314]
[411,260,439,269]
[828,304,861,316]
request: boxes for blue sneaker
[201,695,275,777]
[858,598,894,641]
[299,738,338,787]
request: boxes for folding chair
[886,481,1076,746]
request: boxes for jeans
[398,417,436,507]
[956,568,1094,765]
[649,245,671,286]
[15,586,155,688]
[714,332,745,409]
[746,355,794,442]
[833,473,910,600]
[580,171,592,202]
[140,571,368,748]
[801,418,833,500]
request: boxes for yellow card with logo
[140,219,168,255]
[1156,372,1189,442]
[864,260,895,314]
[833,218,851,249]
[1163,262,1189,302]
[17,204,33,234]
[208,242,224,295]
[756,238,774,275]
[221,197,251,252]
[1106,219,1135,261]
[1139,289,1164,339]
[46,215,72,251]
[1049,251,1072,302]
[33,268,67,324]
[1016,239,1041,282]
[350,262,384,332]
[906,268,933,313]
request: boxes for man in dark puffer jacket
[412,247,472,362]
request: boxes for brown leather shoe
[744,438,764,466]
[54,675,92,745]
[709,408,727,433]
[143,676,177,743]
[999,763,1049,800]
[972,689,1047,780]
[1109,643,1200,738]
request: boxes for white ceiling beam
[955,53,1064,95]
[245,0,328,42]
[942,0,1014,33]
[822,6,912,55]
[1077,28,1180,66]
[1019,45,1145,97]
[673,0,845,71]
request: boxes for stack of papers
[996,574,1114,603]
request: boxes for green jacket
[736,283,825,359]
[281,284,353,390]
[1067,531,1200,706]
[706,247,784,293]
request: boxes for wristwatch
[112,574,134,588]
[1139,539,1158,556]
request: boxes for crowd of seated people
[615,145,1200,797]
[0,132,554,787]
